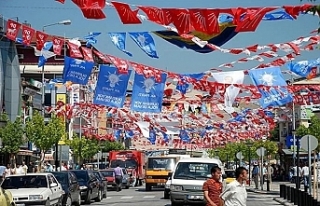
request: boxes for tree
[100,140,124,152]
[67,135,100,163]
[296,115,320,150]
[25,111,65,162]
[0,114,25,165]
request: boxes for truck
[145,149,190,192]
[109,150,145,186]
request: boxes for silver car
[121,168,131,189]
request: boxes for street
[87,186,282,206]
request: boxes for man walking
[114,164,124,192]
[203,166,223,206]
[220,166,248,206]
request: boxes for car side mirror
[222,174,227,179]
[168,172,173,178]
[50,183,58,187]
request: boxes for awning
[20,65,63,74]
[17,149,33,156]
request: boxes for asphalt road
[87,185,282,206]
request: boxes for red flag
[93,50,110,64]
[52,37,64,55]
[67,42,83,58]
[55,0,65,3]
[21,25,35,46]
[80,0,106,19]
[5,20,21,41]
[106,55,129,74]
[111,1,142,24]
[81,47,94,62]
[35,31,49,50]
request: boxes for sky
[0,0,319,83]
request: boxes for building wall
[0,37,21,121]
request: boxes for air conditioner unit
[18,54,24,59]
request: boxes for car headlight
[79,186,87,190]
[170,185,183,191]
[29,195,43,200]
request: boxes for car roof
[8,173,50,177]
[177,158,221,164]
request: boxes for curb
[247,188,280,195]
[273,197,294,206]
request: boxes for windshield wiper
[175,175,195,179]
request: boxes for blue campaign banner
[130,72,167,113]
[93,65,131,108]
[63,56,94,85]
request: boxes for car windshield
[2,175,48,189]
[173,162,218,180]
[225,171,235,178]
[125,159,137,169]
[72,171,88,182]
[110,160,125,168]
[52,172,68,185]
[147,158,176,170]
[101,171,114,177]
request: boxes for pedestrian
[220,166,248,206]
[301,162,309,191]
[28,161,35,173]
[0,165,6,183]
[202,166,223,206]
[252,163,259,189]
[114,164,124,192]
[21,161,28,174]
[5,164,14,176]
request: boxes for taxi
[0,186,15,206]
[225,169,236,184]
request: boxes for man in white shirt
[220,166,248,206]
[301,162,309,189]
[292,165,301,183]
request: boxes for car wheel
[94,190,102,202]
[84,192,91,205]
[65,196,72,206]
[75,193,81,206]
[164,191,169,199]
[125,183,129,189]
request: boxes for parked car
[2,173,63,205]
[0,186,15,206]
[100,168,131,190]
[92,171,107,198]
[52,171,81,206]
[71,170,102,204]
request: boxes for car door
[88,172,99,197]
[48,174,61,204]
[69,172,79,201]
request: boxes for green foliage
[269,124,280,141]
[209,140,278,161]
[296,116,320,150]
[100,140,124,152]
[0,114,25,155]
[305,4,320,33]
[67,135,100,160]
[26,111,65,156]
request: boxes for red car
[100,168,131,190]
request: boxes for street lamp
[246,141,253,186]
[42,20,71,171]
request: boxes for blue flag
[113,129,121,140]
[62,56,94,85]
[108,32,132,56]
[93,65,131,108]
[148,129,156,145]
[263,11,294,21]
[248,67,293,108]
[131,73,167,113]
[128,32,158,58]
[287,59,320,77]
[84,32,101,47]
[179,130,190,143]
[36,41,55,67]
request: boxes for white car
[1,173,64,206]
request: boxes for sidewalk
[246,181,282,195]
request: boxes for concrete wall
[0,37,21,121]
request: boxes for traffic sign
[236,152,244,160]
[300,135,318,151]
[256,147,266,157]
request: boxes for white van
[169,158,225,206]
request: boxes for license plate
[187,195,204,200]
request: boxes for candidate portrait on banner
[211,71,244,114]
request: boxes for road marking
[120,196,134,199]
[143,195,155,199]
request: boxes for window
[173,162,218,180]
[147,158,176,170]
